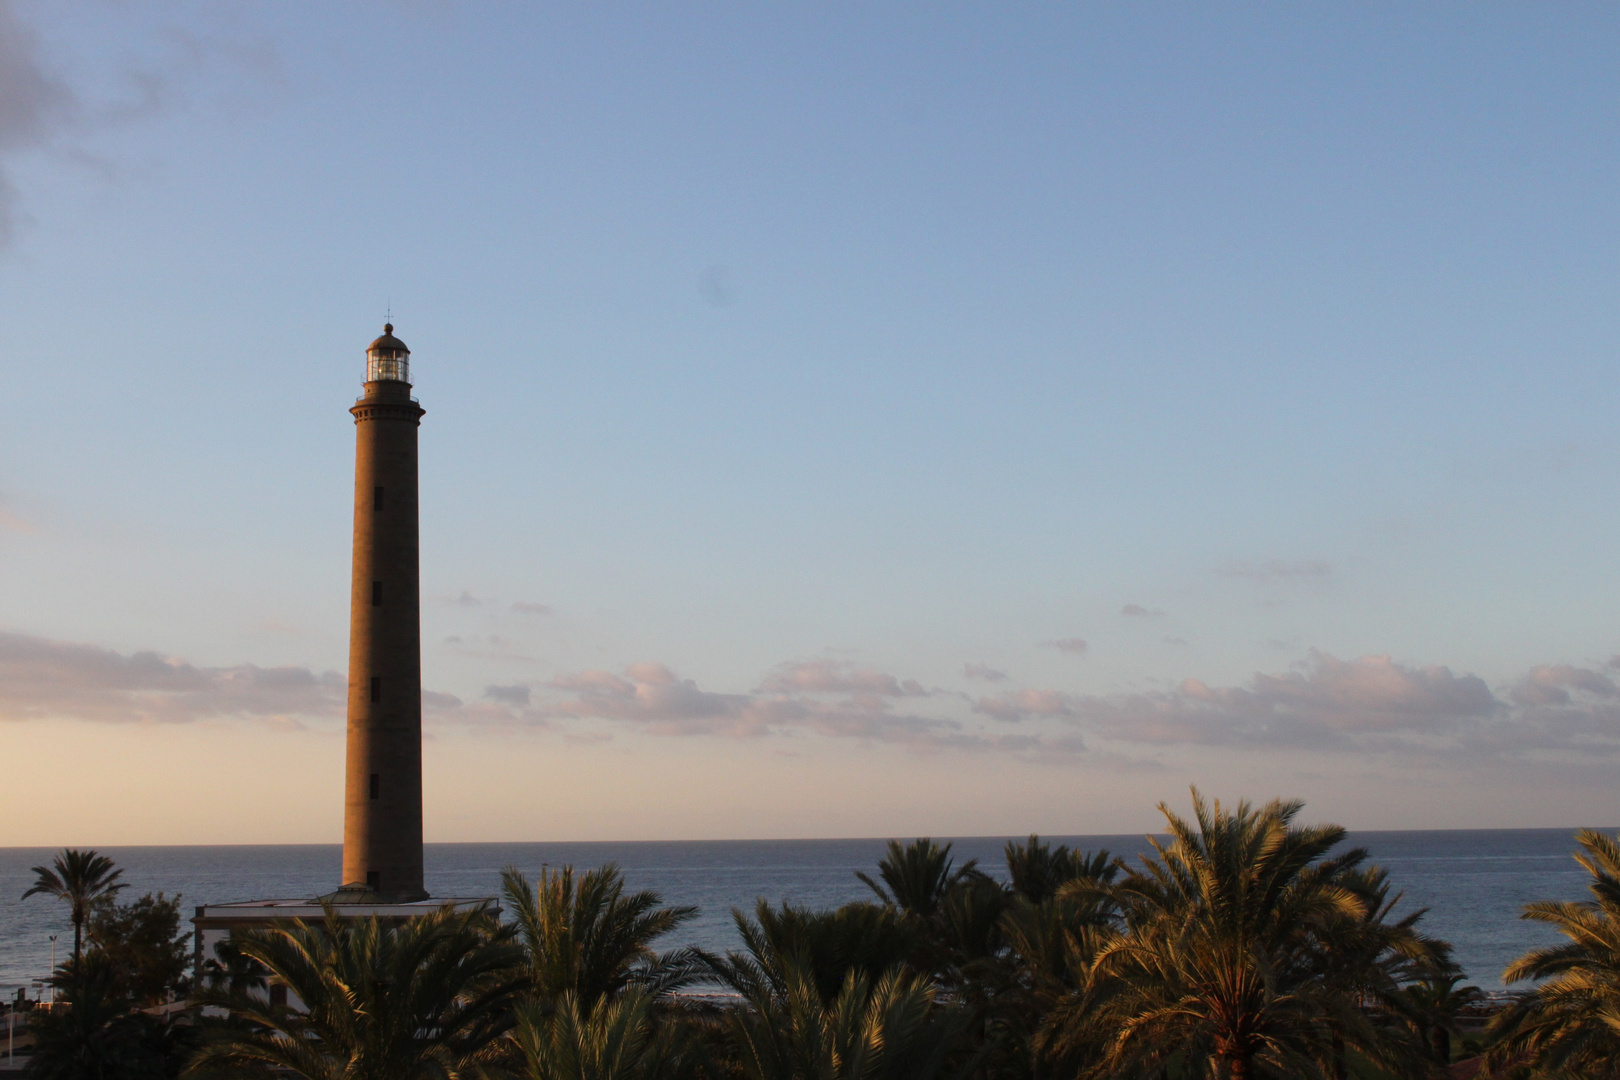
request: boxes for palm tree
[709,899,958,1075]
[989,849,1126,1080]
[1397,969,1481,1066]
[22,848,126,964]
[1042,790,1372,1080]
[857,840,979,922]
[725,954,974,1080]
[858,839,999,991]
[185,902,525,1080]
[501,863,705,1012]
[200,936,270,996]
[1302,860,1441,1078]
[1005,836,1119,906]
[710,900,919,1009]
[507,988,700,1080]
[1486,828,1620,1078]
[30,952,190,1080]
[1003,843,1126,986]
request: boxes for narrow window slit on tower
[366,870,380,891]
[370,677,381,703]
[374,486,385,511]
[369,773,380,801]
[372,580,383,606]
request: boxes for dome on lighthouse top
[368,324,410,355]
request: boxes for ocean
[0,829,1601,996]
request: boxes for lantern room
[366,324,411,384]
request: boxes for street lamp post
[48,936,55,1003]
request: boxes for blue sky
[2,2,1619,843]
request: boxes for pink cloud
[0,631,345,725]
[761,659,927,698]
[1058,652,1501,750]
[548,663,751,734]
[535,661,1082,757]
[974,689,1078,723]
[1510,665,1618,706]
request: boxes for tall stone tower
[341,324,428,901]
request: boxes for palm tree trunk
[1330,1032,1347,1080]
[72,914,82,965]
[1227,1052,1252,1080]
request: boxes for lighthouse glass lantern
[367,324,411,384]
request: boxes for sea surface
[0,829,1602,996]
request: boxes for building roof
[193,896,497,925]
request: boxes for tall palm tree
[501,863,705,1013]
[1042,790,1371,1080]
[22,848,126,964]
[1486,828,1620,1078]
[185,902,525,1080]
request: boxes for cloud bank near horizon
[3,630,1617,771]
[0,631,344,727]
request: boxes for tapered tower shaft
[342,325,428,901]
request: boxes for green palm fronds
[1487,828,1620,1079]
[500,863,704,1011]
[185,902,525,1080]
[1040,789,1416,1080]
[713,900,918,1008]
[726,957,973,1080]
[509,989,682,1080]
[22,848,126,964]
[857,840,980,922]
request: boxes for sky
[2,2,1619,844]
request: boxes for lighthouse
[341,324,428,901]
[191,324,495,977]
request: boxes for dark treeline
[16,791,1620,1079]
